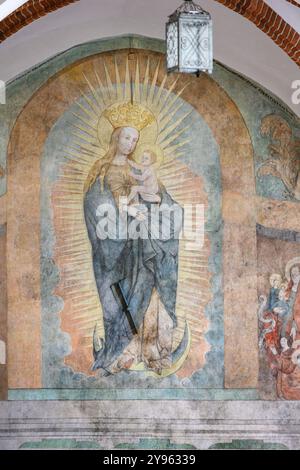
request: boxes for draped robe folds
[83,163,183,372]
[285,280,300,339]
[273,279,300,399]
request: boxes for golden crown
[103,102,155,131]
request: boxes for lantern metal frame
[166,0,213,76]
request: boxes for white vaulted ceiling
[0,0,299,116]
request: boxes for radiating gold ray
[72,305,100,315]
[141,57,150,103]
[57,179,83,187]
[67,291,97,300]
[152,74,168,112]
[179,263,209,271]
[171,188,203,197]
[114,57,123,102]
[76,319,101,329]
[74,314,100,324]
[180,265,208,274]
[180,273,208,283]
[159,102,185,131]
[72,305,98,323]
[86,70,108,109]
[73,314,100,324]
[103,61,116,102]
[60,253,90,261]
[58,174,85,182]
[71,131,96,146]
[54,193,83,199]
[57,231,86,239]
[94,69,110,107]
[57,258,89,266]
[60,164,88,175]
[160,155,183,167]
[65,263,89,279]
[155,76,180,115]
[158,111,192,145]
[66,148,94,162]
[181,278,210,287]
[161,173,194,183]
[63,286,95,296]
[147,60,160,106]
[72,124,97,140]
[54,207,82,213]
[64,156,88,168]
[179,252,210,260]
[76,101,98,121]
[72,112,98,131]
[60,250,90,258]
[72,304,99,314]
[71,140,102,156]
[134,58,141,103]
[72,309,99,318]
[55,188,82,196]
[80,85,102,116]
[124,56,131,102]
[62,248,88,255]
[72,299,99,308]
[56,185,83,193]
[57,236,86,250]
[160,126,189,149]
[158,83,189,120]
[57,247,89,256]
[177,302,202,313]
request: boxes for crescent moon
[129,321,191,378]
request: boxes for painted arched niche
[6,47,258,396]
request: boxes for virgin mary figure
[83,102,183,376]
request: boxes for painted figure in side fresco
[257,115,300,201]
[258,258,300,399]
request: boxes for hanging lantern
[166,0,213,75]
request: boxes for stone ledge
[0,400,300,449]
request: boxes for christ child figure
[127,149,161,204]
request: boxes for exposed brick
[216,0,300,66]
[0,0,78,40]
[286,0,300,7]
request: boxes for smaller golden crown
[103,102,155,131]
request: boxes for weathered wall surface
[0,35,299,449]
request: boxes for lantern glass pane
[179,19,211,72]
[166,21,178,70]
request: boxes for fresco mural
[257,115,300,202]
[1,36,299,400]
[42,55,222,390]
[257,228,300,400]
